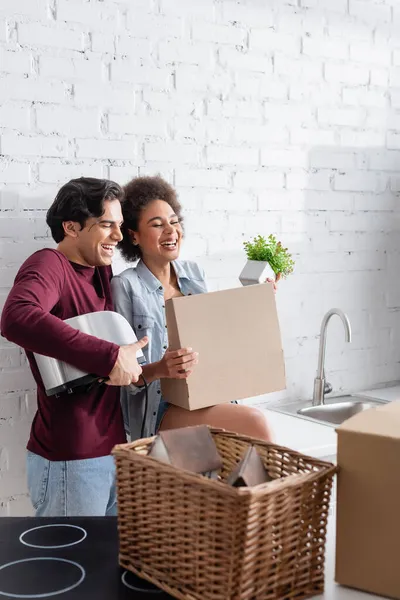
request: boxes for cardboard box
[161,283,286,410]
[335,401,400,598]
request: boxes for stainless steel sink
[297,396,383,425]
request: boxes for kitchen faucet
[313,308,352,406]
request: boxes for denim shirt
[111,259,207,441]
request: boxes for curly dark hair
[46,177,123,243]
[119,175,183,262]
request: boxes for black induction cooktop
[0,517,173,599]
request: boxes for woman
[111,176,275,442]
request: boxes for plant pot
[239,260,276,287]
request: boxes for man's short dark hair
[119,175,183,262]
[46,177,124,243]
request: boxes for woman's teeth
[161,242,177,248]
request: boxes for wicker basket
[113,428,336,600]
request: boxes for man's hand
[106,337,149,386]
[157,347,199,380]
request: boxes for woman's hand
[266,278,278,294]
[157,347,199,380]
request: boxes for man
[1,177,147,517]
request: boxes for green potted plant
[239,234,295,286]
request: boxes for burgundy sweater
[0,249,126,461]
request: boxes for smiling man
[0,177,147,517]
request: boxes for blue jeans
[26,451,117,517]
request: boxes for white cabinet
[263,409,337,459]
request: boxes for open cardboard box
[161,283,286,410]
[335,400,400,598]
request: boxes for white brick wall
[1,0,400,515]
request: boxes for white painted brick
[300,0,347,12]
[172,117,207,143]
[1,134,67,158]
[310,150,356,170]
[175,65,226,94]
[158,40,213,67]
[391,91,400,110]
[91,32,115,54]
[261,148,308,168]
[18,23,83,51]
[233,122,289,145]
[343,87,388,108]
[111,61,172,89]
[220,3,274,29]
[387,132,400,150]
[39,56,103,82]
[390,68,400,88]
[0,19,6,43]
[366,108,387,129]
[8,494,33,517]
[218,47,272,74]
[36,106,100,137]
[303,190,354,211]
[175,168,229,188]
[127,11,184,40]
[0,49,31,75]
[0,0,47,17]
[0,392,23,416]
[228,213,281,240]
[57,0,118,27]
[0,160,30,184]
[38,162,104,184]
[318,107,366,127]
[192,21,246,46]
[390,176,400,192]
[144,142,199,164]
[330,212,394,233]
[369,150,400,171]
[234,171,284,190]
[250,30,300,55]
[0,105,30,130]
[370,67,389,87]
[159,0,215,19]
[350,41,391,67]
[334,172,387,193]
[207,98,262,120]
[257,190,302,211]
[108,165,139,185]
[73,83,133,111]
[393,50,400,67]
[280,212,329,234]
[0,370,35,394]
[349,0,391,24]
[289,81,341,105]
[265,103,315,126]
[286,169,333,191]
[138,164,173,181]
[340,129,385,147]
[324,63,369,85]
[109,113,167,137]
[202,190,256,212]
[143,90,203,117]
[275,54,322,82]
[116,35,151,59]
[0,77,67,104]
[302,36,348,60]
[290,127,336,146]
[233,74,288,100]
[207,145,258,166]
[75,139,136,160]
[327,15,372,42]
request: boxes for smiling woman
[111,176,274,444]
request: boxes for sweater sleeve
[0,250,119,378]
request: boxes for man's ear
[62,221,79,238]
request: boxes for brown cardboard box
[335,401,400,598]
[160,283,286,410]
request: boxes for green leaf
[243,234,295,278]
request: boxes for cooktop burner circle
[121,570,163,594]
[19,524,87,549]
[0,557,85,598]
